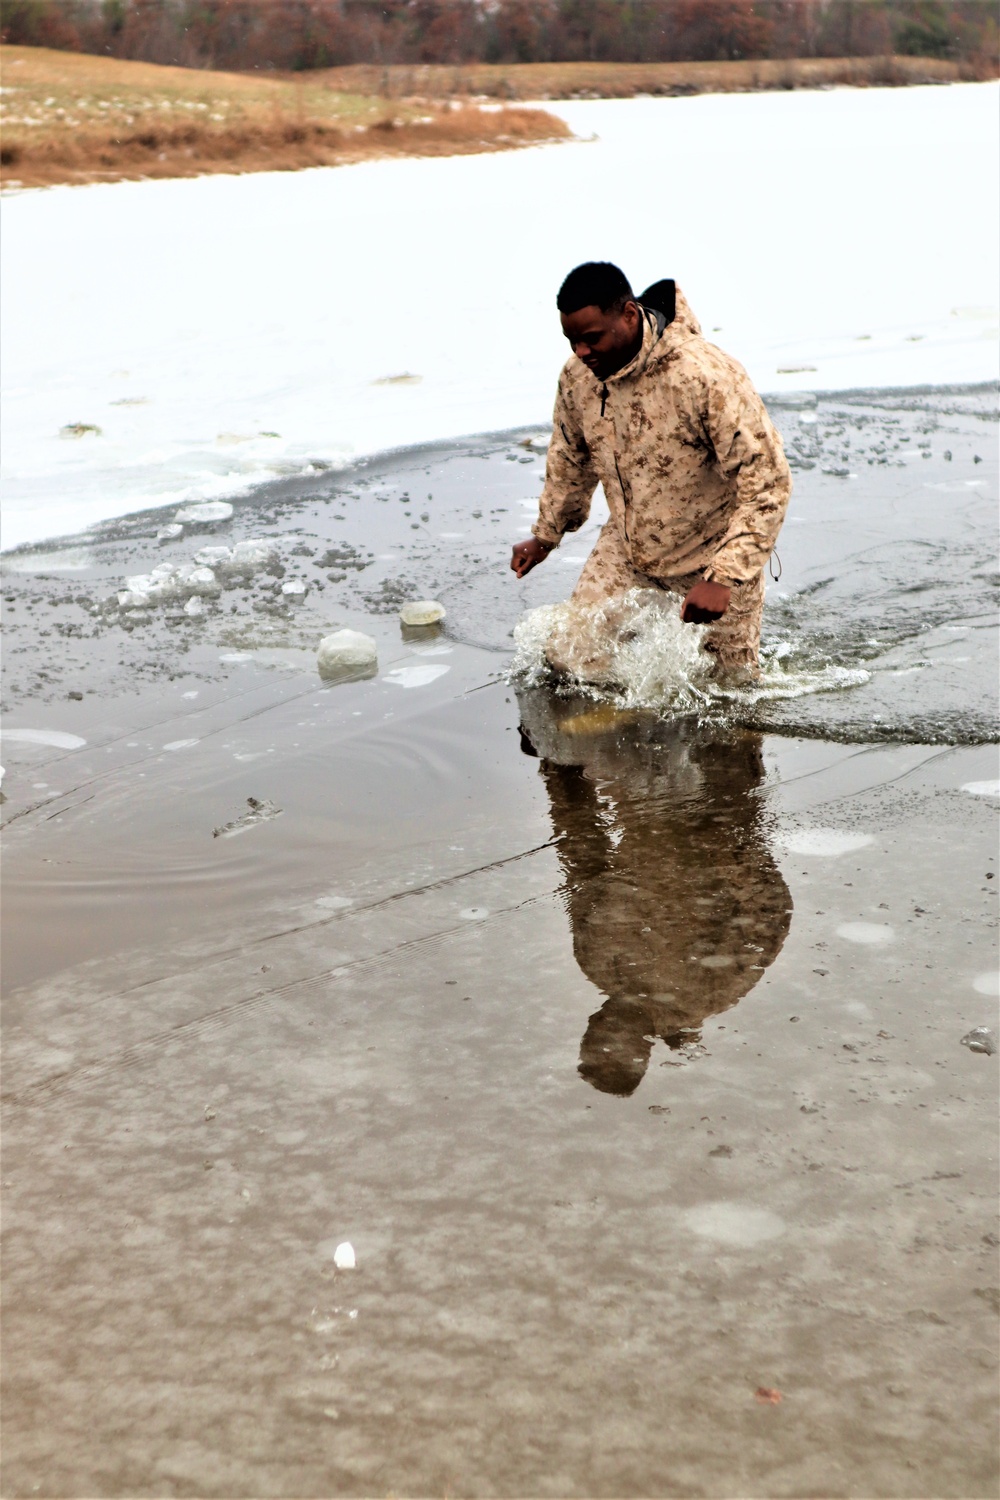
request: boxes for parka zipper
[600,384,609,417]
[614,454,631,547]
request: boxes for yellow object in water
[558,704,641,737]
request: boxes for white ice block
[400,600,446,627]
[317,629,378,683]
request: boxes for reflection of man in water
[511,263,791,678]
[518,691,792,1096]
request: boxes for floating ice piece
[962,780,1000,798]
[0,765,5,785]
[213,796,282,838]
[157,523,183,542]
[837,921,895,946]
[231,538,276,569]
[0,728,86,750]
[778,829,875,857]
[194,545,233,567]
[383,664,450,689]
[175,500,233,524]
[281,579,307,597]
[400,600,446,627]
[681,1202,786,1246]
[961,1027,997,1056]
[316,894,353,911]
[317,629,378,683]
[188,566,217,592]
[163,738,199,751]
[333,1242,356,1269]
[118,587,151,609]
[973,972,1000,997]
[184,596,204,618]
[459,907,489,921]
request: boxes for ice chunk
[681,1202,785,1246]
[194,545,233,567]
[188,566,218,594]
[157,523,183,542]
[174,500,233,524]
[333,1242,356,1269]
[231,538,276,569]
[960,1027,997,1056]
[0,729,87,750]
[962,780,1000,798]
[778,829,875,857]
[836,922,895,945]
[317,629,378,683]
[118,588,150,609]
[281,579,307,597]
[184,596,204,618]
[400,600,446,627]
[383,664,450,689]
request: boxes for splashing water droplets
[510,588,869,715]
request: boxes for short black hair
[557,262,634,316]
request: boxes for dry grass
[3,47,992,190]
[320,53,996,101]
[0,46,569,189]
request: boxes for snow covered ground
[1,82,997,551]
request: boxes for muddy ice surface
[1,387,998,1498]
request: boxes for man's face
[560,300,642,381]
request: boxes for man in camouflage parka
[511,262,791,676]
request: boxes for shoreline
[2,47,995,192]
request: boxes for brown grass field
[2,47,992,190]
[321,52,994,100]
[0,46,570,189]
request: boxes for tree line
[3,0,997,72]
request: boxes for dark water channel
[0,386,997,1498]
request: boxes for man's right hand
[510,537,553,579]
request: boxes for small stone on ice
[175,500,234,524]
[400,600,446,627]
[333,1242,356,1269]
[317,630,378,683]
[960,1027,997,1056]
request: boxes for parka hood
[605,283,702,385]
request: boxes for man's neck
[605,316,645,380]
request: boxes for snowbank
[1,83,996,551]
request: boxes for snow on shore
[1,82,997,551]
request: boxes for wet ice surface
[2,384,995,746]
[1,386,998,1499]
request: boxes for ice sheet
[1,84,997,550]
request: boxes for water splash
[510,587,869,715]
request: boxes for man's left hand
[681,580,731,623]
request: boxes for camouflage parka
[532,287,792,585]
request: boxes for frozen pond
[0,386,998,1497]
